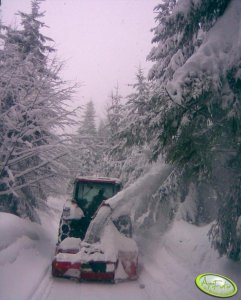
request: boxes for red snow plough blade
[51,236,138,282]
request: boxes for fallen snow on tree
[172,0,202,18]
[167,0,241,104]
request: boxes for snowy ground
[0,197,240,300]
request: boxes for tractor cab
[73,176,121,217]
[58,177,122,243]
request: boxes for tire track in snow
[47,276,150,300]
[138,242,187,300]
[28,265,53,300]
[139,266,170,300]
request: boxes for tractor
[52,176,138,282]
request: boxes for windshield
[74,181,120,214]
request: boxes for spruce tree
[111,68,152,185]
[94,119,111,177]
[0,0,76,222]
[146,0,241,258]
[73,101,99,176]
[104,85,124,178]
[119,67,150,147]
[17,0,55,69]
[106,85,123,141]
[78,101,97,138]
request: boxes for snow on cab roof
[75,176,121,184]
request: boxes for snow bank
[0,196,64,300]
[0,212,55,300]
[139,219,241,300]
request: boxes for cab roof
[74,176,121,185]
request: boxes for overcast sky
[2,0,159,121]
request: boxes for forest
[0,0,241,264]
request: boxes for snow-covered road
[1,193,241,300]
[31,274,149,300]
[1,209,240,300]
